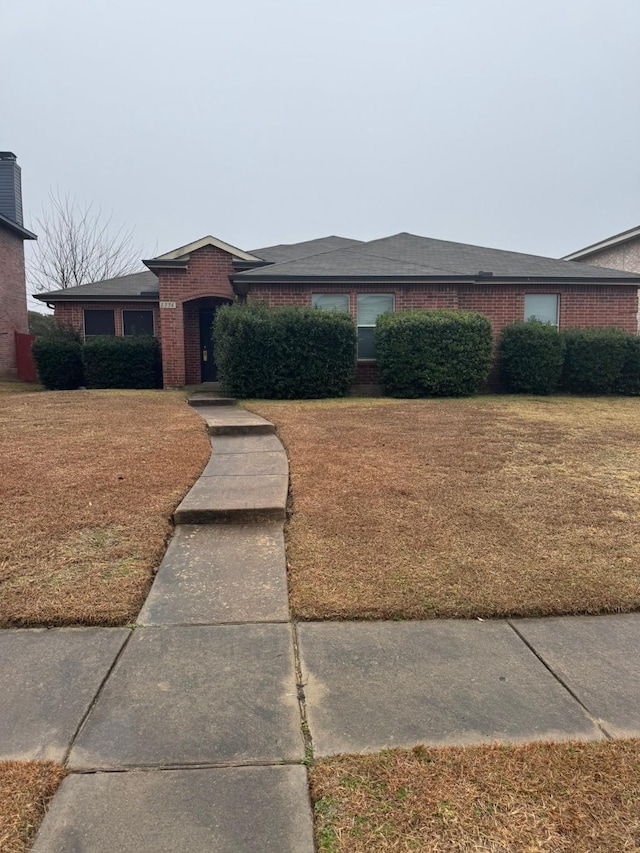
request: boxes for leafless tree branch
[27,189,144,292]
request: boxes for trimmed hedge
[618,335,640,395]
[213,302,356,398]
[561,327,629,394]
[375,309,493,397]
[32,327,84,390]
[81,336,162,389]
[499,320,565,395]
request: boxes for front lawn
[0,389,209,627]
[249,397,640,620]
[310,741,640,852]
[0,761,65,853]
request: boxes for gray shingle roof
[237,232,640,280]
[250,236,363,263]
[34,270,158,301]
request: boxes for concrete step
[174,473,288,525]
[188,394,237,408]
[202,409,276,436]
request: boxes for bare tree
[28,190,144,293]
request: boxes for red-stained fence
[15,331,37,383]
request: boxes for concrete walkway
[1,401,639,851]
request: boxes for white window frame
[357,293,394,360]
[524,294,559,327]
[122,308,155,337]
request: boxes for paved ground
[2,402,639,850]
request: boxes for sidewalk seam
[63,628,135,764]
[507,620,613,740]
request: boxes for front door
[199,308,217,381]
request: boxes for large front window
[357,293,394,359]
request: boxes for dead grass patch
[0,761,65,853]
[249,397,640,619]
[0,382,41,395]
[0,390,210,626]
[310,740,640,852]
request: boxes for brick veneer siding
[53,302,161,339]
[154,245,235,386]
[0,226,29,377]
[249,280,639,384]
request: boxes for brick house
[0,153,36,378]
[36,232,640,388]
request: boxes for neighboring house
[563,225,640,273]
[0,152,36,378]
[563,226,640,333]
[36,232,640,388]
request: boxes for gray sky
[3,0,640,298]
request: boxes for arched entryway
[183,296,233,384]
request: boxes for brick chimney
[0,152,24,225]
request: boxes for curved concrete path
[0,399,638,851]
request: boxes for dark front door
[199,308,217,381]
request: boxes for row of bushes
[32,329,162,390]
[214,304,640,399]
[499,321,640,395]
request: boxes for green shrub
[375,309,493,397]
[32,326,84,390]
[617,335,640,395]
[82,336,162,389]
[214,302,356,398]
[499,320,565,395]
[561,327,629,394]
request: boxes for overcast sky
[3,0,640,305]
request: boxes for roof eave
[563,226,640,260]
[232,274,640,285]
[34,292,159,302]
[0,213,37,240]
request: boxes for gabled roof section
[562,225,640,260]
[235,232,640,281]
[250,236,363,263]
[146,235,262,264]
[0,211,36,240]
[33,270,159,302]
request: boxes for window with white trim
[357,293,394,359]
[311,293,350,312]
[84,309,115,337]
[123,309,154,336]
[524,294,559,326]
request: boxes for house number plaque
[160,301,176,309]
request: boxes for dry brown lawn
[0,761,65,853]
[0,389,209,626]
[310,740,640,852]
[249,397,640,620]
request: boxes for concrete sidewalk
[1,401,638,851]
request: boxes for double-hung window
[357,294,394,359]
[524,294,559,327]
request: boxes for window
[357,293,394,359]
[84,309,115,337]
[123,309,154,336]
[524,294,559,326]
[312,293,350,312]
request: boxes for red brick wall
[249,280,639,386]
[53,302,161,338]
[0,227,29,377]
[155,245,235,386]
